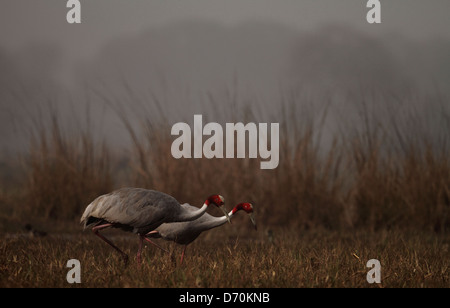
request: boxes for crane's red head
[206,194,225,207]
[205,194,230,222]
[233,203,257,230]
[233,202,254,214]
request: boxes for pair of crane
[80,187,256,265]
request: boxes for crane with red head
[147,202,257,264]
[80,187,229,265]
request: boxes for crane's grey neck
[177,203,208,222]
[198,209,235,230]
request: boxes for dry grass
[108,93,450,233]
[0,88,449,288]
[1,89,447,233]
[0,231,448,288]
[20,113,113,222]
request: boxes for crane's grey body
[80,187,204,235]
[150,204,229,245]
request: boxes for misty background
[1,0,450,159]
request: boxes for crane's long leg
[143,237,170,253]
[136,233,169,268]
[143,230,169,253]
[92,223,128,265]
[180,245,187,265]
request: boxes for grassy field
[0,230,448,287]
[0,89,449,288]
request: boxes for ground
[0,229,448,287]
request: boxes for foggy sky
[1,1,450,154]
[2,0,450,85]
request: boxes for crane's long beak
[219,206,231,223]
[249,213,257,230]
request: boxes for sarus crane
[80,187,229,265]
[147,202,256,264]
